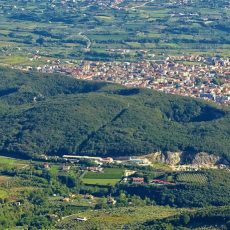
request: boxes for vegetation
[82,168,124,186]
[0,155,229,229]
[0,0,229,229]
[0,67,229,160]
[118,170,230,207]
[0,0,229,65]
[58,205,186,230]
[176,172,208,184]
[127,206,230,229]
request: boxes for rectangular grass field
[82,168,124,186]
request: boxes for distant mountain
[0,67,229,160]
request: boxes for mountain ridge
[0,67,229,160]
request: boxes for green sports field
[81,168,124,186]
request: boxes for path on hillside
[129,0,154,10]
[78,107,129,153]
[78,32,91,50]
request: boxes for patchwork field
[0,0,229,65]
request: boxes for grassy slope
[0,67,229,160]
[57,206,187,230]
[82,168,124,185]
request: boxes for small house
[132,177,144,184]
[69,193,76,198]
[76,217,87,222]
[87,167,103,172]
[107,196,116,205]
[84,194,94,200]
[62,197,70,202]
[43,163,50,169]
[15,201,21,207]
[62,165,71,171]
[101,157,114,163]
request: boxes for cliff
[145,151,228,168]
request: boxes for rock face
[146,151,165,163]
[146,151,226,168]
[146,151,182,165]
[192,152,220,167]
[165,151,182,165]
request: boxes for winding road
[78,32,91,50]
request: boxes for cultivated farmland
[176,173,208,184]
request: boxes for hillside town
[28,55,230,105]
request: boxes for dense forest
[0,67,230,160]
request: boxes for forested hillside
[0,67,229,160]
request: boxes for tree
[95,197,107,209]
[181,214,190,225]
[28,191,47,206]
[36,37,45,45]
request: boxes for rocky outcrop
[192,152,220,167]
[165,151,182,165]
[145,151,228,168]
[146,151,165,163]
[146,151,182,165]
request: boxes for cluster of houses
[62,155,151,166]
[123,177,175,185]
[43,162,72,171]
[44,0,126,10]
[63,155,113,164]
[62,193,116,207]
[31,55,230,106]
[122,170,175,185]
[151,179,175,185]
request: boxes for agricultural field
[176,173,208,184]
[0,189,8,199]
[48,195,97,212]
[81,179,120,186]
[0,156,18,164]
[0,0,229,66]
[0,176,11,184]
[0,156,28,169]
[57,205,188,230]
[0,154,230,229]
[81,168,124,186]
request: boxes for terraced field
[177,173,208,184]
[57,206,188,230]
[0,156,28,169]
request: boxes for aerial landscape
[0,0,230,229]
